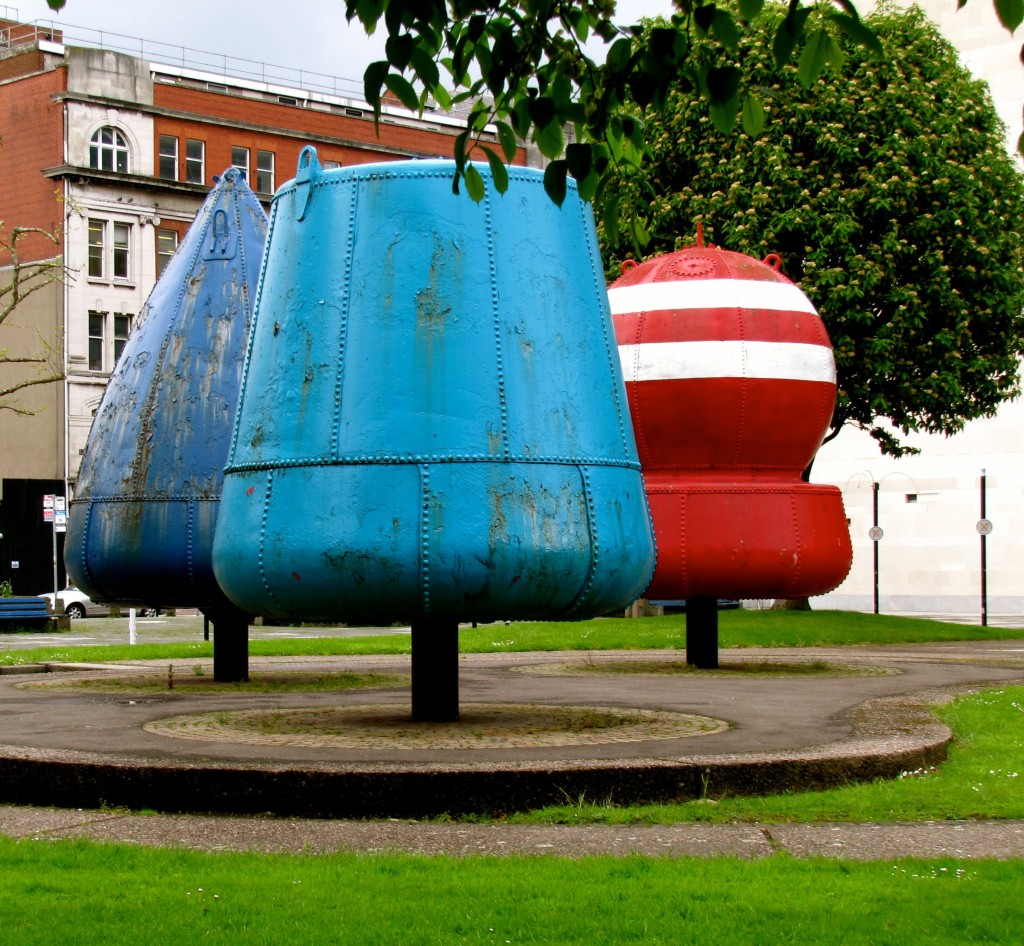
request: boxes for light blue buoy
[212,149,655,715]
[66,169,267,679]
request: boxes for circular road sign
[868,526,884,542]
[977,519,994,535]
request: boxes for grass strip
[0,837,1022,945]
[503,685,1024,825]
[3,610,1020,667]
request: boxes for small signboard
[976,519,993,536]
[868,526,884,542]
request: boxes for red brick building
[0,18,528,594]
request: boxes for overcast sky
[10,1,674,96]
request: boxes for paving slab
[3,805,1023,859]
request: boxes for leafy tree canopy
[44,1,1021,209]
[600,3,1024,457]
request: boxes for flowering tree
[599,4,1024,458]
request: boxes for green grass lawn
[1,610,1022,941]
[504,685,1024,825]
[0,837,1021,946]
[2,609,1020,667]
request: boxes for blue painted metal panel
[213,149,654,624]
[65,169,268,608]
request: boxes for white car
[38,586,160,619]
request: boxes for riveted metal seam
[562,464,600,619]
[580,195,632,461]
[786,490,803,597]
[227,194,278,467]
[257,470,282,610]
[186,500,195,594]
[484,178,510,458]
[631,309,652,464]
[731,252,750,470]
[68,495,220,505]
[224,454,642,474]
[419,463,430,618]
[76,500,95,590]
[638,467,657,595]
[679,488,688,595]
[331,179,358,459]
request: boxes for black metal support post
[980,470,988,628]
[872,481,880,615]
[685,596,719,669]
[204,603,251,682]
[411,619,460,721]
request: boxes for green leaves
[543,160,568,207]
[707,67,741,133]
[480,146,508,194]
[829,12,885,57]
[363,60,390,112]
[598,3,1024,458]
[351,0,899,208]
[495,121,519,163]
[741,94,766,137]
[797,28,844,87]
[773,7,812,65]
[384,72,420,111]
[995,0,1024,31]
[464,164,486,202]
[738,0,765,21]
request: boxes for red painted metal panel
[611,240,852,601]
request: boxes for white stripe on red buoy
[607,279,818,316]
[618,340,836,384]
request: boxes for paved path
[2,805,1023,859]
[1,636,1023,855]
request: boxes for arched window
[89,126,129,173]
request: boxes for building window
[87,219,105,278]
[231,146,249,181]
[87,311,133,372]
[114,314,132,363]
[89,126,129,173]
[157,229,179,276]
[256,150,275,194]
[112,223,131,280]
[158,135,178,180]
[88,311,105,370]
[185,139,205,184]
[87,219,133,283]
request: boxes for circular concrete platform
[1,642,1022,818]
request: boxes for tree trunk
[770,597,812,611]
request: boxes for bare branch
[0,220,68,414]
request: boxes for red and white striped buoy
[610,234,852,599]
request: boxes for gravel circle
[144,702,729,749]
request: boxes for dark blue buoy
[66,168,267,679]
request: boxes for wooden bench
[0,596,53,631]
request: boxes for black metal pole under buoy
[685,596,719,669]
[980,469,989,628]
[205,603,251,682]
[411,620,460,721]
[872,480,881,615]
